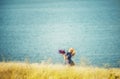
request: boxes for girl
[59,48,76,66]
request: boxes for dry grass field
[0,62,120,79]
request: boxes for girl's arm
[62,54,67,60]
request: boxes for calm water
[0,0,120,67]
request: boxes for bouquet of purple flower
[59,49,66,55]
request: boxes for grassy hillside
[0,62,120,79]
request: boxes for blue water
[0,0,120,67]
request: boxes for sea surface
[0,0,120,67]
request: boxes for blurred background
[0,0,120,67]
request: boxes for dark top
[66,52,72,61]
[65,52,75,65]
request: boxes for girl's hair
[68,48,76,56]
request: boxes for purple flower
[59,50,65,54]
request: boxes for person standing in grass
[59,48,76,66]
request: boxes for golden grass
[0,62,120,79]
